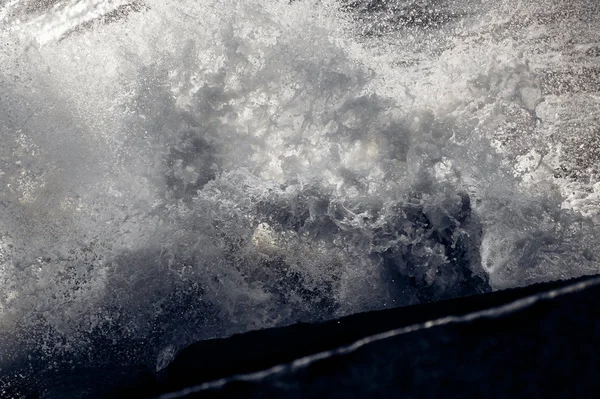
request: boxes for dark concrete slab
[152,273,600,398]
[8,274,598,398]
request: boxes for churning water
[0,0,599,392]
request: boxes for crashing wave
[0,0,599,384]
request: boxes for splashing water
[1,0,600,386]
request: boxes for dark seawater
[0,0,599,396]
